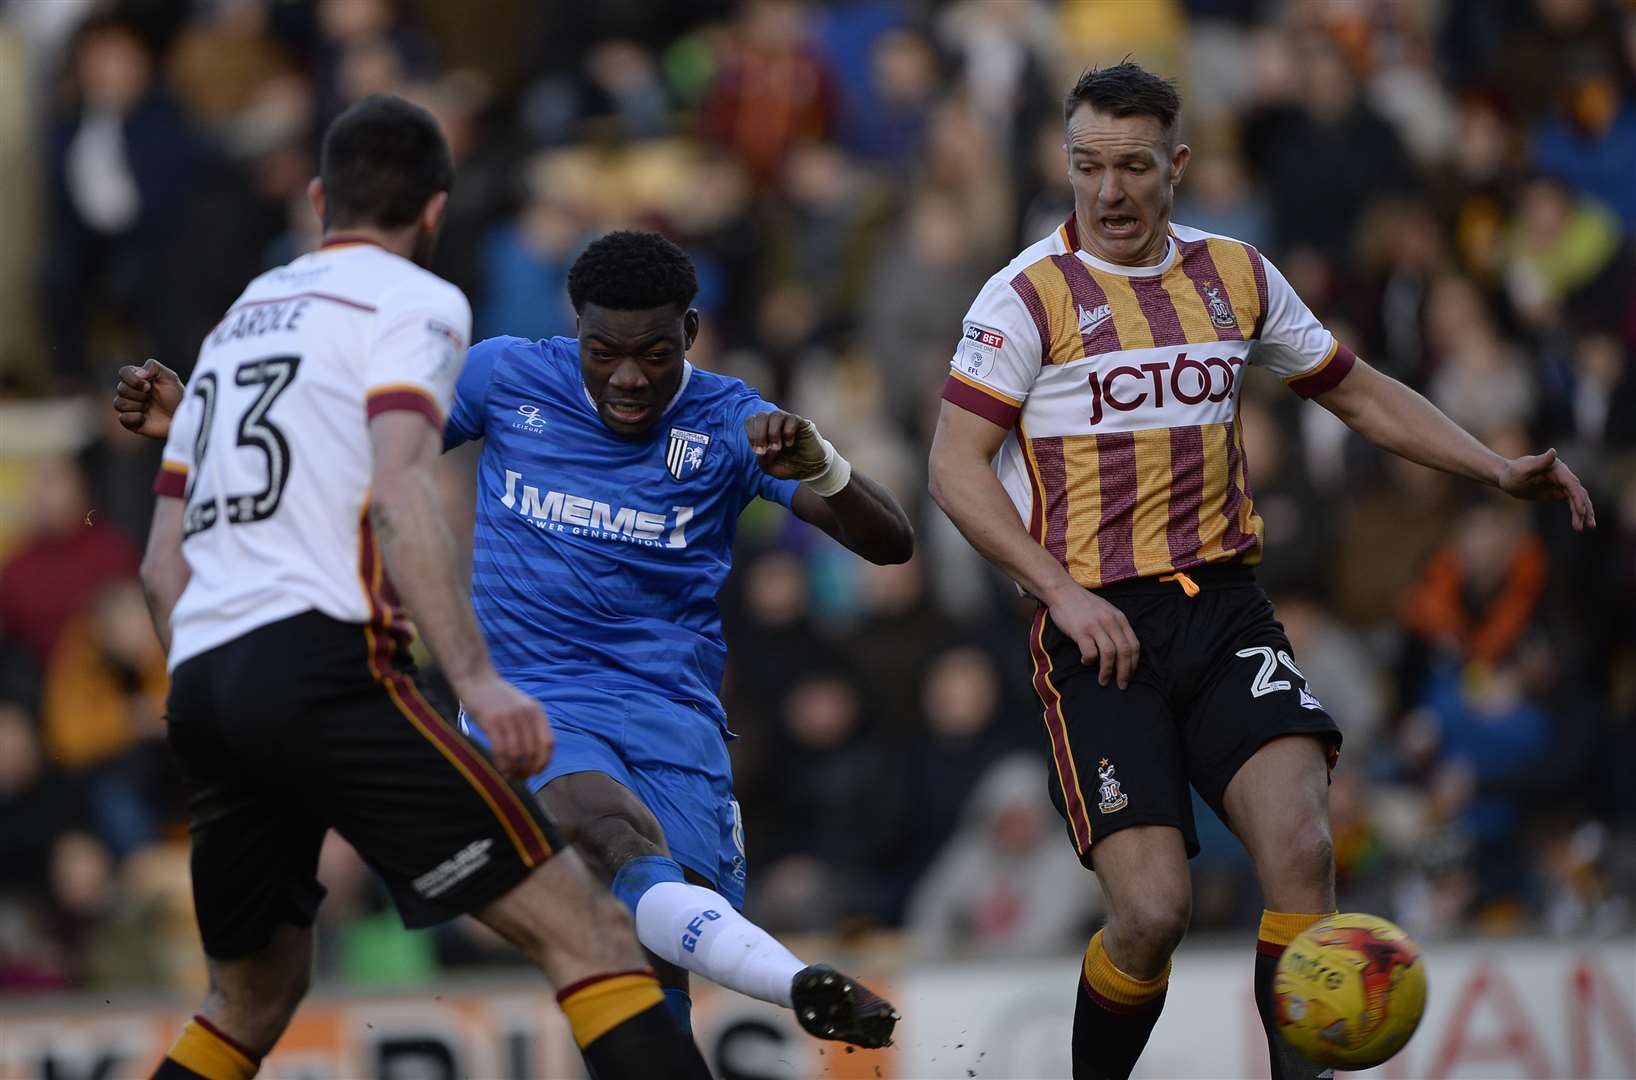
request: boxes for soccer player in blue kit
[115,230,911,1048]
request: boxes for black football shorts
[166,610,561,959]
[1029,564,1341,864]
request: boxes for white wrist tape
[804,435,852,497]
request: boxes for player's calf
[477,851,711,1079]
[1224,736,1340,1080]
[1073,825,1192,1080]
[151,926,314,1079]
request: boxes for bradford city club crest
[1097,758,1129,813]
[1202,282,1237,329]
[666,427,711,480]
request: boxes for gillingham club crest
[666,427,711,480]
[1097,758,1129,813]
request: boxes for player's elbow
[927,450,952,512]
[874,518,916,566]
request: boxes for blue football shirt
[445,335,797,729]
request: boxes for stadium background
[0,0,1631,1077]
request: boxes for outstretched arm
[1313,358,1595,530]
[746,410,915,565]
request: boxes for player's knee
[532,889,642,973]
[579,891,643,967]
[1279,815,1334,884]
[205,961,311,1052]
[1118,892,1192,964]
[575,812,667,877]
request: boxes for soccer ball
[1274,913,1427,1071]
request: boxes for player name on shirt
[208,297,314,346]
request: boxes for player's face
[1064,106,1190,267]
[578,303,700,438]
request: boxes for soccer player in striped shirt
[928,63,1594,1080]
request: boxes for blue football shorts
[461,682,747,909]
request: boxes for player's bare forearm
[1316,358,1596,528]
[791,473,914,564]
[369,415,496,694]
[927,406,1081,606]
[139,497,189,654]
[1315,359,1505,486]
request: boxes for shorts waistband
[1091,563,1258,597]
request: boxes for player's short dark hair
[319,95,453,231]
[567,230,699,314]
[1063,62,1182,145]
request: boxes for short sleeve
[939,272,1045,429]
[444,335,514,450]
[730,389,798,509]
[153,379,205,498]
[1249,256,1356,398]
[365,278,472,432]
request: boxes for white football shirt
[156,240,470,671]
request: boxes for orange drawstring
[1159,572,1200,598]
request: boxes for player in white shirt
[134,96,708,1080]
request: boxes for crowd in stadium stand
[0,0,1632,994]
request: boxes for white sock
[633,881,805,1007]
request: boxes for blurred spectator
[762,142,891,344]
[41,11,201,385]
[1348,199,1445,384]
[905,754,1098,960]
[1499,176,1624,331]
[897,644,1028,891]
[41,580,169,856]
[168,0,300,133]
[45,830,168,989]
[1244,33,1412,261]
[838,559,955,734]
[311,0,435,128]
[700,0,838,187]
[1400,500,1548,671]
[1423,273,1534,439]
[1172,135,1273,251]
[935,0,1057,162]
[861,189,991,431]
[1531,55,1636,233]
[753,670,902,929]
[0,455,139,670]
[1491,0,1625,128]
[1016,116,1076,245]
[834,26,939,175]
[474,153,589,341]
[0,701,87,900]
[1238,397,1329,597]
[1275,594,1387,757]
[1430,95,1524,283]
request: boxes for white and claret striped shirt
[942,216,1356,590]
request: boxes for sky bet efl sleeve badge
[666,427,711,480]
[956,323,1004,379]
